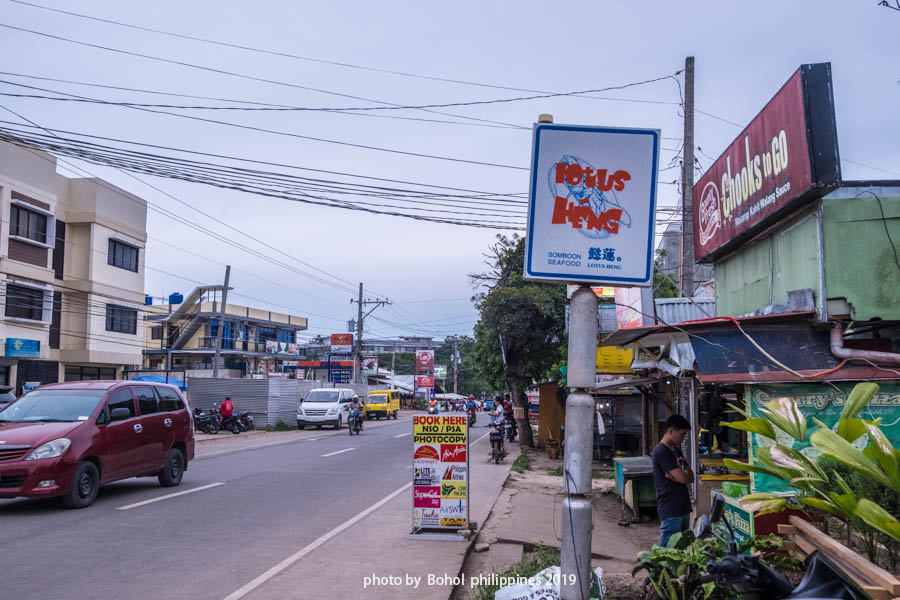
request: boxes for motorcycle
[504,414,518,442]
[427,401,438,415]
[210,408,242,434]
[348,408,363,435]
[192,408,219,434]
[488,422,508,464]
[696,494,858,600]
[467,408,476,426]
[236,411,255,432]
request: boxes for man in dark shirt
[652,414,694,547]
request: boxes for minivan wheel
[158,448,185,487]
[62,462,100,509]
[335,416,342,430]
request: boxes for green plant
[512,451,533,473]
[265,421,294,432]
[546,466,564,476]
[474,545,561,600]
[721,382,900,543]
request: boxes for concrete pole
[355,282,363,383]
[212,265,230,379]
[561,285,597,600]
[681,56,696,298]
[453,337,459,395]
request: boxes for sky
[1,0,898,344]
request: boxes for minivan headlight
[25,438,71,460]
[327,406,338,415]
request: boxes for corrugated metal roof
[654,297,716,326]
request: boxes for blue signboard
[6,338,40,358]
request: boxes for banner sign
[415,350,435,373]
[614,287,643,329]
[747,383,900,494]
[264,341,300,355]
[412,415,469,530]
[416,375,435,389]
[693,63,840,262]
[434,364,447,378]
[566,284,615,298]
[5,338,40,358]
[524,123,660,285]
[361,357,379,375]
[330,333,353,353]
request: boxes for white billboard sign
[524,123,660,286]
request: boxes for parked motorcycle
[488,422,508,464]
[236,411,254,432]
[504,414,518,442]
[348,408,363,435]
[467,409,476,427]
[210,407,241,434]
[192,408,219,434]
[696,494,857,600]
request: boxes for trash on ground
[493,565,605,600]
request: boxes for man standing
[652,414,694,547]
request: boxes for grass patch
[545,466,614,479]
[511,451,533,473]
[475,545,561,600]
[265,421,295,432]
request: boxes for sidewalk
[454,449,657,599]
[238,429,514,600]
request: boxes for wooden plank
[778,524,798,535]
[793,534,816,557]
[789,516,900,594]
[862,586,891,600]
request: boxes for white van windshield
[305,390,340,403]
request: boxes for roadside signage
[416,375,435,388]
[5,338,40,358]
[412,414,469,531]
[415,350,434,373]
[361,357,379,375]
[524,122,660,285]
[693,63,840,262]
[330,333,353,354]
[434,364,447,378]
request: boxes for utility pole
[453,337,459,395]
[350,282,391,383]
[681,56,696,298]
[561,285,598,600]
[212,265,231,379]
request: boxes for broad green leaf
[721,418,776,440]
[702,581,716,599]
[862,422,900,491]
[740,492,789,515]
[727,402,751,419]
[835,418,868,443]
[761,396,807,442]
[723,458,790,481]
[840,382,880,421]
[801,496,847,517]
[827,491,858,516]
[811,418,893,490]
[770,443,827,482]
[855,499,900,542]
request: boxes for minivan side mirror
[110,408,132,421]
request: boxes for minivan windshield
[304,390,340,403]
[0,389,106,422]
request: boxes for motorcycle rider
[501,393,518,440]
[465,395,477,425]
[489,396,505,426]
[349,394,364,430]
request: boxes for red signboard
[415,350,435,373]
[416,375,435,388]
[330,333,353,353]
[693,63,839,262]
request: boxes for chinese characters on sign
[412,415,469,530]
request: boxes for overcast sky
[2,0,897,343]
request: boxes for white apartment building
[0,139,148,391]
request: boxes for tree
[653,248,681,299]
[470,234,567,448]
[435,335,490,397]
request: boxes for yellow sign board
[596,346,634,373]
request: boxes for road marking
[321,448,354,457]
[305,437,321,442]
[223,482,412,600]
[473,430,491,445]
[116,482,225,510]
[394,432,410,438]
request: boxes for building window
[10,204,48,244]
[277,329,293,343]
[258,327,276,342]
[108,239,139,272]
[151,326,164,340]
[64,365,116,381]
[209,320,234,349]
[106,305,137,334]
[5,284,45,321]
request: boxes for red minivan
[0,381,195,508]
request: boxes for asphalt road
[0,413,438,600]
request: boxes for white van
[297,388,355,430]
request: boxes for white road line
[116,482,225,510]
[321,447,354,457]
[473,430,491,445]
[305,437,321,442]
[223,482,412,600]
[394,432,411,438]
